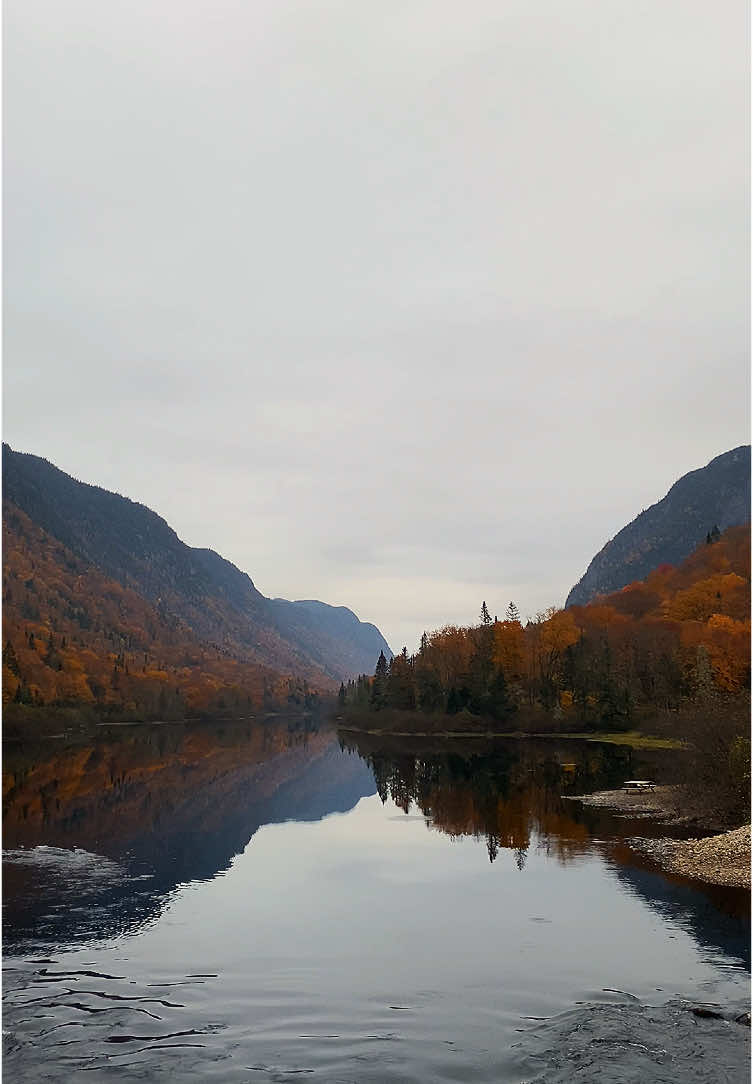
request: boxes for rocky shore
[568,785,685,822]
[566,786,751,889]
[629,826,751,889]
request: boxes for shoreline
[337,725,683,749]
[567,786,751,889]
[628,826,751,890]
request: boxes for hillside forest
[339,526,750,735]
[2,503,326,724]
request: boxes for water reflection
[2,721,750,1083]
[3,719,374,951]
[4,723,749,966]
[343,731,668,863]
[340,731,750,967]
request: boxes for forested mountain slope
[2,444,392,701]
[343,525,750,737]
[566,446,750,607]
[2,500,311,716]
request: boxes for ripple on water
[2,960,233,1082]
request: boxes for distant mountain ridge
[566,445,751,608]
[2,444,392,682]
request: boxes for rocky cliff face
[566,446,751,608]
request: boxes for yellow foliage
[537,609,579,656]
[493,620,525,678]
[2,666,19,703]
[669,573,747,622]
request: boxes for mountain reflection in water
[3,721,748,965]
[3,719,375,951]
[2,719,750,1083]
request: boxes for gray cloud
[4,0,749,652]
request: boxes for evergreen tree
[480,601,492,626]
[14,682,32,705]
[371,650,389,710]
[469,616,495,713]
[338,682,347,707]
[355,675,370,706]
[44,634,59,669]
[4,639,20,677]
[487,668,514,720]
[447,687,461,714]
[387,648,416,710]
[417,667,443,713]
[505,601,521,624]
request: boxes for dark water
[2,719,750,1081]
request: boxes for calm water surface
[3,719,750,1081]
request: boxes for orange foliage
[2,504,327,716]
[535,608,579,655]
[493,620,525,680]
[413,526,749,716]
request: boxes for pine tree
[505,601,520,624]
[371,650,389,710]
[487,668,514,720]
[417,668,443,713]
[387,648,416,710]
[469,602,497,713]
[338,682,347,707]
[4,639,21,677]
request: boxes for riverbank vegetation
[339,527,750,824]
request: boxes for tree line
[339,526,750,732]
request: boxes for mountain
[267,597,390,681]
[2,444,392,703]
[566,446,751,608]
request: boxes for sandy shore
[566,786,751,889]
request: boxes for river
[2,718,750,1081]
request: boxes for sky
[3,0,750,653]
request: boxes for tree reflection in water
[341,731,676,868]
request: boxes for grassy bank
[335,706,685,748]
[337,723,683,749]
[551,730,685,750]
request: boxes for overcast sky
[4,1,750,652]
